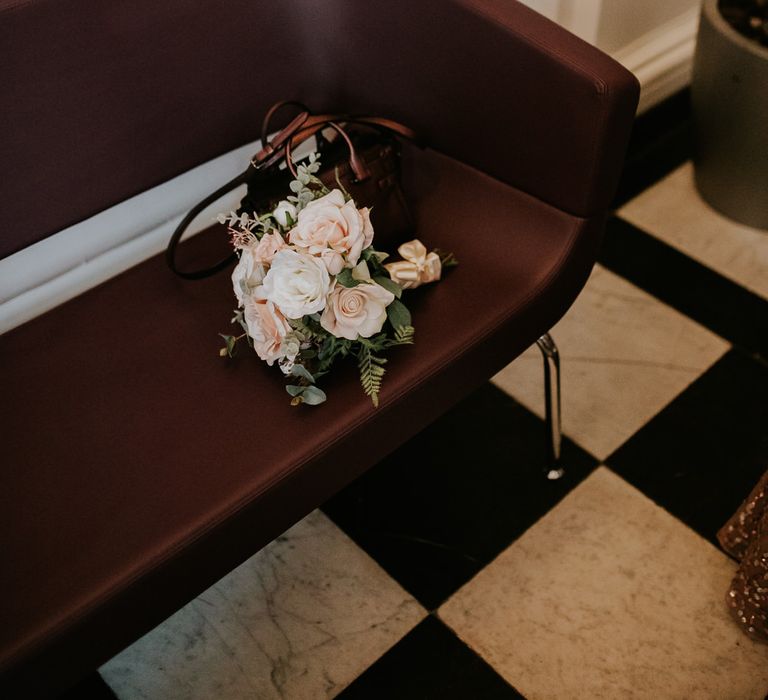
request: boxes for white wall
[520,0,701,113]
[595,0,698,53]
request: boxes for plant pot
[691,0,768,230]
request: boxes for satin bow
[384,239,442,290]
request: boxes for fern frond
[393,325,415,345]
[358,346,387,407]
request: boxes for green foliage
[301,385,327,405]
[285,354,327,405]
[289,364,315,383]
[362,247,390,277]
[286,152,328,213]
[357,345,387,408]
[386,298,412,329]
[391,325,415,346]
[373,276,402,298]
[434,248,459,268]
[289,315,324,344]
[218,333,238,358]
[316,334,353,375]
[336,268,364,288]
[285,383,327,406]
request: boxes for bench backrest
[0,0,636,260]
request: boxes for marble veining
[101,511,425,699]
[619,161,768,300]
[492,264,729,459]
[439,467,768,700]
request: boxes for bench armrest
[321,0,639,217]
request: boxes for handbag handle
[165,169,249,279]
[166,103,417,279]
[260,100,310,147]
[286,120,370,181]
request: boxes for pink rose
[320,282,395,340]
[252,231,287,265]
[288,189,374,273]
[244,296,294,366]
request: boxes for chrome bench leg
[536,333,564,480]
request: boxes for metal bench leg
[536,333,564,480]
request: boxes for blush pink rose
[320,282,395,340]
[252,231,287,265]
[288,189,374,273]
[244,296,294,366]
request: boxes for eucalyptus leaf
[290,364,315,383]
[286,384,304,397]
[301,385,327,405]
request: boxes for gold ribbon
[384,239,442,290]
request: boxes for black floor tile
[58,672,118,699]
[322,383,597,610]
[599,216,768,359]
[337,615,523,700]
[612,88,692,208]
[607,349,768,545]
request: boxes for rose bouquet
[219,153,455,406]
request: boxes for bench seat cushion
[0,146,603,693]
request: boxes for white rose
[320,281,395,340]
[262,249,331,319]
[288,189,374,271]
[231,247,266,306]
[273,200,298,228]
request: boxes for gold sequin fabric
[718,470,768,644]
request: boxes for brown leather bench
[0,0,638,696]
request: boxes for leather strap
[286,121,370,181]
[165,169,250,279]
[260,100,310,146]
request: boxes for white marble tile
[492,264,728,459]
[439,467,768,700]
[620,161,768,300]
[101,511,425,700]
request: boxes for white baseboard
[612,7,700,114]
[0,135,326,335]
[0,142,258,335]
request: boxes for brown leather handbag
[166,101,417,279]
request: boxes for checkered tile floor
[89,92,768,699]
